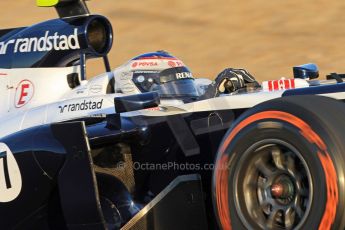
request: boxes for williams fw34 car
[1,1,345,230]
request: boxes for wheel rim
[234,139,313,230]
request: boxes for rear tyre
[213,95,345,230]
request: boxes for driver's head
[113,51,199,98]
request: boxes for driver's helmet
[113,51,199,98]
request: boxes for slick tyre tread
[213,95,345,230]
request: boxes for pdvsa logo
[139,62,158,67]
[14,80,34,108]
[168,61,184,67]
[0,143,22,203]
[132,62,138,68]
[131,61,158,68]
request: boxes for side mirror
[115,92,160,113]
[293,63,319,79]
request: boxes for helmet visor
[157,79,199,98]
[157,67,199,98]
[133,67,200,98]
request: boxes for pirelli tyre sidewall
[213,95,345,230]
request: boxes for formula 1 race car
[1,1,345,229]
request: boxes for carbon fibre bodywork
[0,107,236,229]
